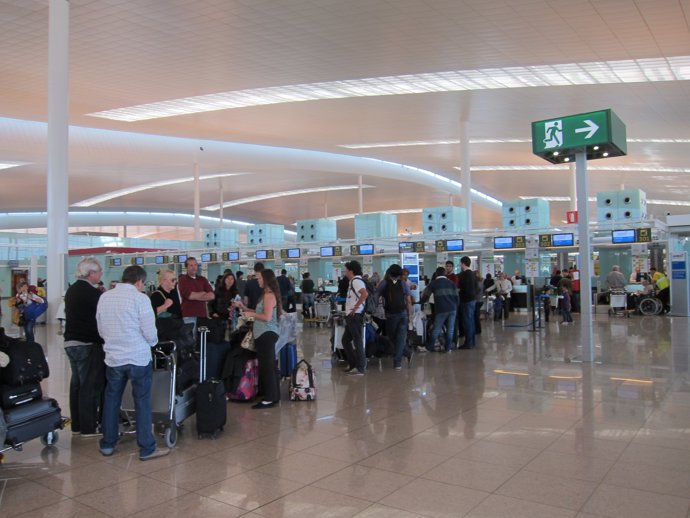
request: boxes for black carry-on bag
[196,326,227,439]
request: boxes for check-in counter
[511,284,529,309]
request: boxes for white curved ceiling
[1,0,689,238]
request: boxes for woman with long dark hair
[211,271,239,331]
[233,269,282,408]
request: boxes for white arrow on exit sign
[574,119,599,139]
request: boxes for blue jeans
[183,316,197,336]
[427,310,456,351]
[460,300,477,347]
[65,343,105,434]
[23,318,37,342]
[100,362,156,457]
[386,312,409,367]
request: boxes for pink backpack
[227,358,258,401]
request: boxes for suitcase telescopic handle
[198,326,209,382]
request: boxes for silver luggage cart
[121,341,195,448]
[608,289,630,318]
[313,300,332,327]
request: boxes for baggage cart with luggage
[121,340,194,448]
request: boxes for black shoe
[252,401,278,409]
[458,344,474,350]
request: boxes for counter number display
[398,241,425,253]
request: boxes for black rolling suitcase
[4,398,63,447]
[1,382,42,408]
[196,327,226,439]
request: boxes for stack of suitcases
[0,330,64,451]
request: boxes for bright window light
[87,56,690,122]
[203,184,373,211]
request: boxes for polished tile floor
[2,310,690,518]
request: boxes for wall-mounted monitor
[552,233,574,247]
[358,244,375,255]
[173,254,187,264]
[222,251,240,261]
[154,255,168,265]
[280,248,301,259]
[200,252,217,262]
[611,229,636,244]
[131,257,145,265]
[320,246,334,257]
[255,250,274,260]
[446,239,464,252]
[493,236,514,249]
[110,257,122,267]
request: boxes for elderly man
[97,265,169,461]
[487,272,513,321]
[605,265,627,291]
[177,257,214,334]
[64,257,105,437]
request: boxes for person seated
[628,279,653,310]
[605,265,627,291]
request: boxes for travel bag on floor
[227,358,258,402]
[0,340,50,386]
[289,360,316,401]
[3,397,62,447]
[196,327,226,438]
[279,342,297,378]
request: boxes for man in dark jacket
[376,264,413,369]
[420,266,459,352]
[458,256,477,349]
[276,269,292,311]
[63,256,105,437]
[243,262,264,310]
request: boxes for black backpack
[350,277,378,315]
[383,279,406,313]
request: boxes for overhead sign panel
[531,109,627,164]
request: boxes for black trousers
[255,331,280,402]
[65,343,105,434]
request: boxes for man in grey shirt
[605,265,627,291]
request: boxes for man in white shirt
[341,260,368,376]
[96,265,169,461]
[486,272,513,321]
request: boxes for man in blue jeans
[420,266,459,352]
[96,265,169,461]
[376,264,413,369]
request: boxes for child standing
[560,285,573,325]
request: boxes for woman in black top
[150,269,182,318]
[212,271,239,329]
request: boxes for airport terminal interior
[2,1,690,517]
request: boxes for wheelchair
[632,288,663,316]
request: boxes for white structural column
[46,0,70,321]
[218,177,224,227]
[576,152,594,362]
[569,163,577,210]
[459,122,472,227]
[358,175,363,214]
[193,162,201,240]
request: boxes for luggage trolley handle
[198,326,209,382]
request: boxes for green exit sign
[532,109,627,164]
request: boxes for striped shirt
[96,283,158,367]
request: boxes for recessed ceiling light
[87,56,690,122]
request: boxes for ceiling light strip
[87,56,690,122]
[203,184,373,211]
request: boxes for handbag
[240,329,255,351]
